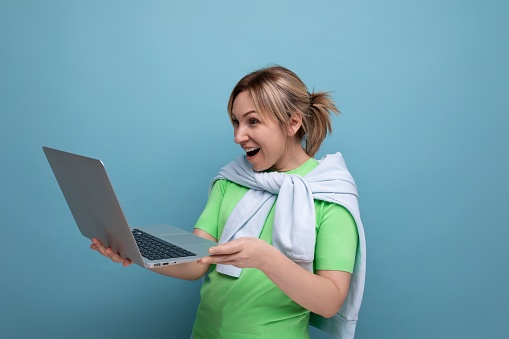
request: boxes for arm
[149,228,216,280]
[198,238,351,317]
[90,228,216,281]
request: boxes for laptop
[43,146,216,268]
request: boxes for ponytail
[300,91,340,157]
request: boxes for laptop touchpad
[160,233,205,245]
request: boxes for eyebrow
[231,110,257,119]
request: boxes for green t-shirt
[192,158,358,339]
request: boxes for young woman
[91,65,365,339]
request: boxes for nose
[234,126,248,145]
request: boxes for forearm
[201,237,350,317]
[91,228,214,281]
[149,261,209,280]
[149,228,215,280]
[260,246,349,318]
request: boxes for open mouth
[246,148,260,157]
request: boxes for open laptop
[43,146,216,268]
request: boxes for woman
[91,65,365,338]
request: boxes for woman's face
[231,91,300,172]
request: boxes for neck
[271,144,310,172]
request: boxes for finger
[91,238,104,247]
[92,239,123,261]
[90,242,104,253]
[91,238,109,256]
[104,248,125,263]
[90,239,131,266]
[208,242,242,256]
[199,255,236,265]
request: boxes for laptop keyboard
[132,229,196,261]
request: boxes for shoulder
[211,178,249,196]
[211,178,231,193]
[314,200,356,230]
[314,199,349,214]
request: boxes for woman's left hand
[198,236,351,318]
[197,237,275,270]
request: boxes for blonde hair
[227,65,339,157]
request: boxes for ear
[286,112,303,137]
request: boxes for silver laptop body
[43,146,216,268]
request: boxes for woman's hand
[197,237,275,270]
[198,236,351,318]
[90,238,132,267]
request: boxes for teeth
[246,148,259,152]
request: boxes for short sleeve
[194,180,228,240]
[314,202,358,273]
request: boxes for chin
[250,161,270,172]
[252,165,267,172]
[247,154,273,172]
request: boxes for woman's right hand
[90,238,132,267]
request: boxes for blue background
[1,1,508,338]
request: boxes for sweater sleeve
[314,201,358,273]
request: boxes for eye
[231,117,239,127]
[249,118,260,126]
